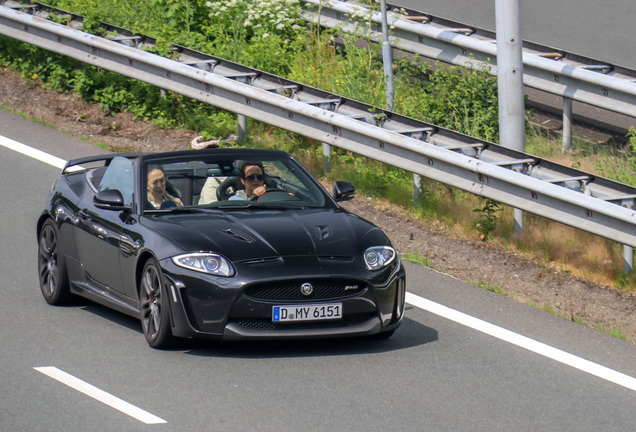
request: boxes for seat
[165,179,182,200]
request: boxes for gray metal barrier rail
[301,0,636,153]
[301,0,636,119]
[1,2,635,263]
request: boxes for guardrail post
[380,0,394,111]
[496,0,526,235]
[625,245,634,273]
[238,114,247,143]
[514,208,524,233]
[413,174,421,205]
[322,143,331,173]
[562,97,573,152]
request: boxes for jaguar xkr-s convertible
[37,148,406,348]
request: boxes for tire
[38,219,71,305]
[139,258,175,349]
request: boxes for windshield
[142,153,330,213]
[99,156,134,206]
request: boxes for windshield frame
[137,149,337,215]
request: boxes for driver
[229,161,267,200]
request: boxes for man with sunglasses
[229,161,267,200]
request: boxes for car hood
[143,208,390,262]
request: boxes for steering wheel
[249,189,272,201]
[216,176,243,201]
[250,189,301,203]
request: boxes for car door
[74,157,134,293]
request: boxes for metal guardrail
[300,0,636,119]
[1,2,636,255]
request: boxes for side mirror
[333,181,355,202]
[94,189,130,211]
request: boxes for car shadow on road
[78,302,437,357]
[183,316,437,358]
[75,302,142,331]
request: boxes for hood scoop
[315,225,331,240]
[220,228,254,243]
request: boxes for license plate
[272,303,342,322]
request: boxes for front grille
[243,279,366,301]
[230,313,376,331]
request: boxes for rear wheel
[38,219,71,305]
[139,258,175,349]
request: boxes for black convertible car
[37,148,406,348]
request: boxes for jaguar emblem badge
[300,283,313,296]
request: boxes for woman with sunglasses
[229,161,267,200]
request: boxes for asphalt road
[392,0,636,69]
[2,109,636,431]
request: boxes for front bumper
[160,256,406,340]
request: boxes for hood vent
[316,225,331,240]
[220,229,254,243]
[317,255,354,263]
[243,257,283,265]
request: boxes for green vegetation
[1,0,501,139]
[402,253,432,268]
[595,321,630,342]
[475,281,507,297]
[1,0,636,289]
[473,199,503,241]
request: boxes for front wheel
[38,219,71,305]
[139,258,175,349]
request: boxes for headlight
[364,246,397,270]
[172,253,235,277]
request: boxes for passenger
[147,165,183,209]
[229,161,267,200]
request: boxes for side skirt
[70,280,140,319]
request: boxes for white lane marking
[0,134,81,171]
[407,292,636,393]
[34,366,167,425]
[6,137,636,393]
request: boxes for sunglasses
[244,174,263,181]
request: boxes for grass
[474,281,507,297]
[402,253,432,268]
[595,321,630,342]
[0,103,57,129]
[525,301,633,342]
